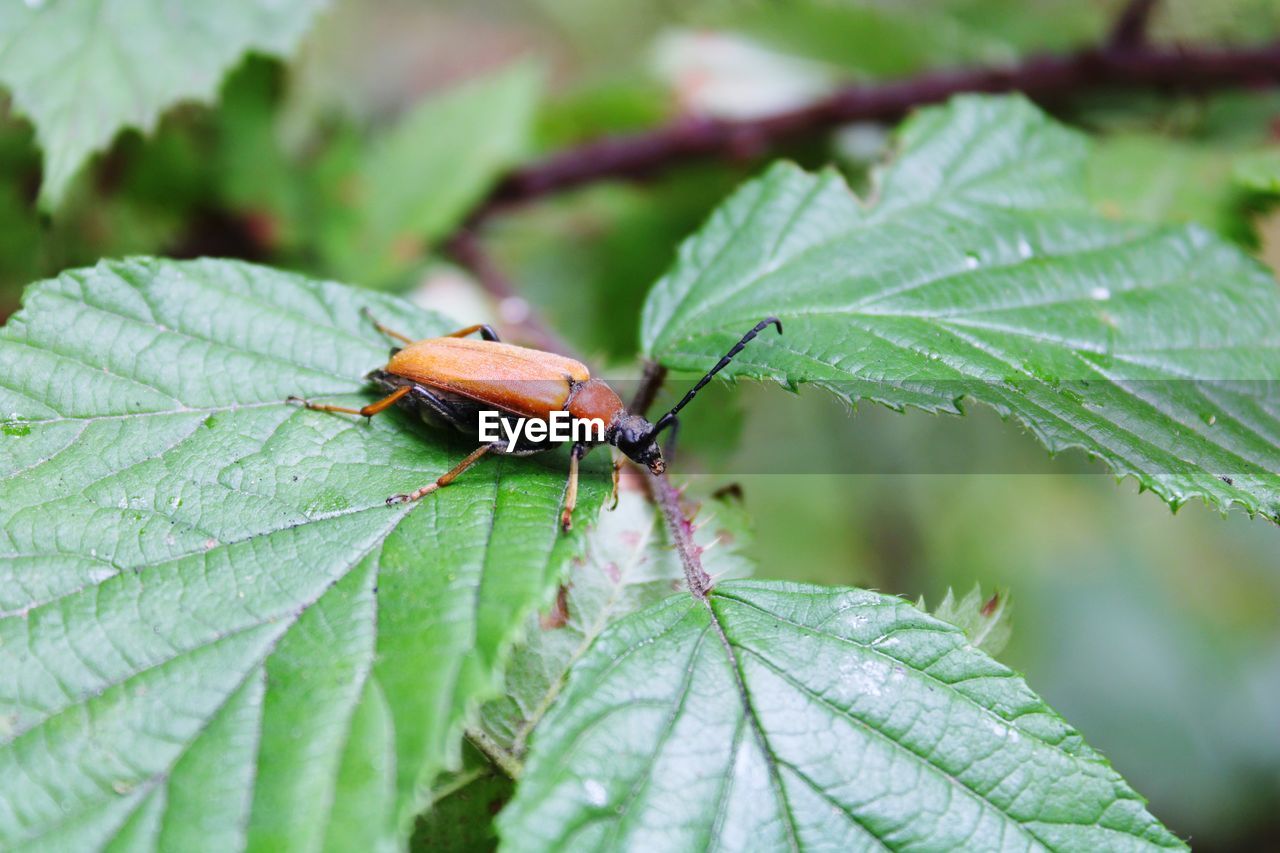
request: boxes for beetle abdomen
[386,338,589,420]
[367,370,561,456]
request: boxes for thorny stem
[647,469,712,599]
[465,37,1280,222]
[630,361,711,598]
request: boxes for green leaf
[499,581,1183,851]
[1086,133,1254,243]
[0,258,606,848]
[922,584,1013,657]
[426,485,753,844]
[1235,148,1280,194]
[0,0,331,211]
[331,62,542,287]
[641,95,1280,520]
[479,486,752,767]
[704,0,1017,78]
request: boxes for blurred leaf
[334,62,542,287]
[413,741,513,853]
[0,0,330,210]
[0,108,192,301]
[534,78,673,149]
[490,166,740,360]
[699,0,1016,77]
[210,59,304,243]
[500,581,1182,851]
[0,258,606,848]
[1087,133,1254,243]
[1236,149,1280,195]
[641,95,1280,520]
[1195,90,1280,145]
[883,469,1280,843]
[1156,0,1280,44]
[940,0,1105,51]
[923,584,1013,656]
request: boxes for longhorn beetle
[287,310,781,530]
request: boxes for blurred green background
[1,0,1278,848]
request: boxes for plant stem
[428,765,487,805]
[628,360,712,598]
[647,469,712,599]
[466,727,523,781]
[629,361,668,415]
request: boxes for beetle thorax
[566,378,626,424]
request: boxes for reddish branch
[627,362,712,597]
[468,38,1280,222]
[646,471,713,598]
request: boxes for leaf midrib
[704,595,802,853]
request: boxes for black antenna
[654,317,782,433]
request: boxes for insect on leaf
[641,95,1280,521]
[0,258,607,849]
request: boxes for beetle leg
[561,443,585,531]
[443,324,501,342]
[287,386,412,419]
[609,452,621,510]
[387,444,493,505]
[360,307,415,344]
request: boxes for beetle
[287,309,781,530]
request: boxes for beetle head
[609,413,665,474]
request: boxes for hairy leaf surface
[500,581,1183,852]
[641,96,1280,519]
[0,258,605,849]
[0,0,330,209]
